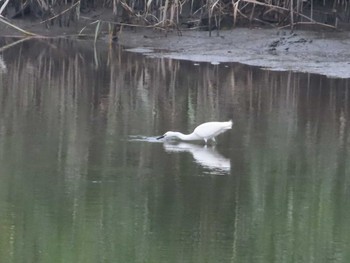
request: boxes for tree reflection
[0,38,349,262]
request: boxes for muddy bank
[1,1,350,78]
[118,28,350,79]
[1,17,350,78]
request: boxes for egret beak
[157,135,165,140]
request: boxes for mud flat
[119,27,350,79]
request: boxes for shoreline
[117,27,350,79]
[1,20,350,78]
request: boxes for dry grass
[1,0,349,37]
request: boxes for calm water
[0,38,350,263]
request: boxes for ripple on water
[128,135,162,143]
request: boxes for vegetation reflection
[0,38,349,262]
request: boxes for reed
[1,0,349,36]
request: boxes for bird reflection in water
[163,142,231,175]
[0,56,7,73]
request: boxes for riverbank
[1,17,350,78]
[118,27,350,79]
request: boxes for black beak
[157,135,165,140]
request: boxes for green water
[0,38,349,263]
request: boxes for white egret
[157,120,232,144]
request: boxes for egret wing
[193,122,230,139]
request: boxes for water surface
[0,38,349,263]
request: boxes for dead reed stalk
[0,0,346,37]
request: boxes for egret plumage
[157,120,232,144]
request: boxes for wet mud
[119,28,350,78]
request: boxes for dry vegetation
[0,0,349,38]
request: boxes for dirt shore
[118,27,350,79]
[1,17,350,78]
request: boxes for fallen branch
[79,16,167,31]
[242,0,337,30]
[39,1,81,24]
[278,21,337,30]
[0,17,40,36]
[0,0,10,15]
[0,37,33,52]
[235,4,276,28]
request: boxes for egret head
[157,131,178,140]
